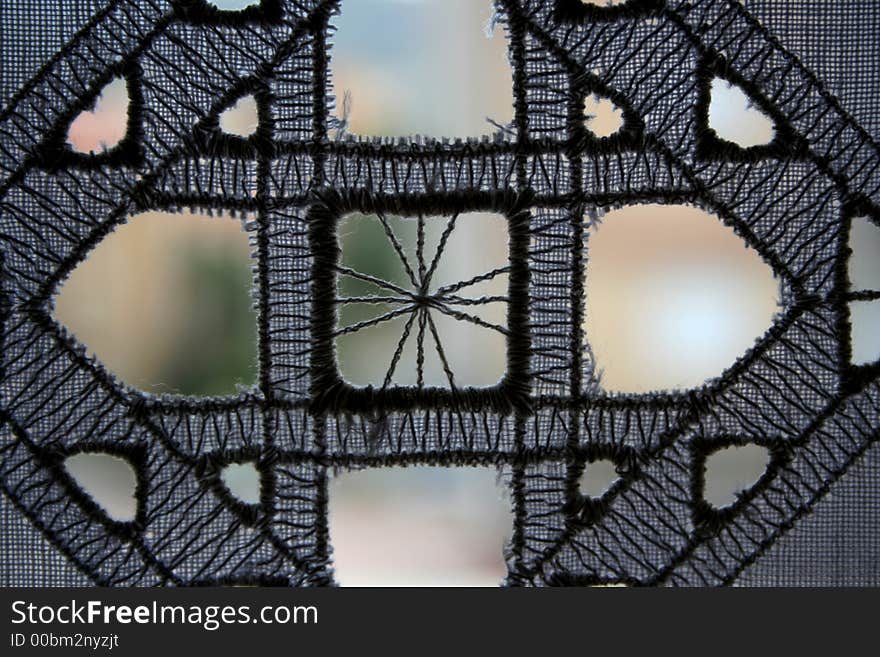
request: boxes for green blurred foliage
[336,213,421,383]
[337,213,415,326]
[156,244,258,396]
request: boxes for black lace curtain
[1,0,878,586]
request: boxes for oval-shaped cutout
[578,459,619,499]
[708,77,775,148]
[219,94,259,137]
[849,216,880,292]
[584,204,781,393]
[584,94,623,138]
[702,443,771,509]
[67,77,129,154]
[53,211,258,396]
[221,462,262,505]
[64,452,138,522]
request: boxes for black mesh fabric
[1,0,878,586]
[746,0,880,140]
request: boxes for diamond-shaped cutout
[172,0,281,23]
[571,74,644,151]
[702,443,771,509]
[584,204,782,394]
[847,215,880,368]
[219,94,259,138]
[195,82,268,158]
[696,56,802,161]
[583,94,624,139]
[211,0,258,8]
[53,210,258,397]
[196,452,266,525]
[220,461,262,506]
[850,301,880,366]
[572,447,636,525]
[555,0,664,23]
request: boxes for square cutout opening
[309,192,530,412]
[327,0,514,139]
[328,466,512,586]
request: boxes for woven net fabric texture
[1,0,878,587]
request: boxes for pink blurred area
[328,467,511,587]
[66,77,129,154]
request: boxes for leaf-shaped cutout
[329,0,513,137]
[578,459,619,498]
[64,452,138,522]
[328,466,510,586]
[584,94,623,138]
[584,204,781,393]
[67,77,129,154]
[219,94,259,137]
[850,301,880,366]
[849,216,880,292]
[702,444,771,509]
[708,77,776,148]
[53,211,257,396]
[221,462,262,505]
[335,211,508,388]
